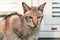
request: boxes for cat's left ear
[38,2,46,12]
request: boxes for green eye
[37,16,41,19]
[29,16,32,19]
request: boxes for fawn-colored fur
[0,2,46,40]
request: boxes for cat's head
[22,2,46,28]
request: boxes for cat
[0,2,46,40]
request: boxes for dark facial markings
[29,16,32,19]
[37,16,40,19]
[28,15,42,19]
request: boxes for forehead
[25,8,43,16]
[31,10,43,16]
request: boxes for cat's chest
[22,26,40,37]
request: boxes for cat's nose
[33,20,38,26]
[32,17,38,28]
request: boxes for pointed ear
[38,2,46,12]
[22,2,31,13]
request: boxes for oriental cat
[0,2,46,40]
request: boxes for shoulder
[4,12,23,20]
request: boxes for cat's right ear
[22,2,31,13]
[38,2,46,12]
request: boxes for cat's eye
[37,16,41,19]
[29,16,32,19]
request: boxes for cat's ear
[38,2,46,12]
[22,2,31,13]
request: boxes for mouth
[33,25,37,28]
[28,25,37,28]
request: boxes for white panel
[0,0,17,1]
[39,0,46,5]
[18,0,31,15]
[40,18,60,31]
[38,32,60,38]
[52,4,60,7]
[25,0,31,6]
[32,0,39,6]
[45,0,60,25]
[18,0,25,14]
[0,0,18,11]
[52,9,60,11]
